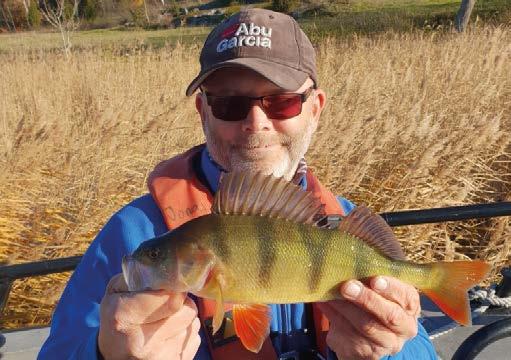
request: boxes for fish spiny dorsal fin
[338,205,406,260]
[212,171,325,225]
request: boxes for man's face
[195,68,326,180]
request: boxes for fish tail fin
[422,260,490,326]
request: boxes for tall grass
[1,25,510,329]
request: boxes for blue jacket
[38,148,437,359]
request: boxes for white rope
[469,285,511,307]
[428,322,458,340]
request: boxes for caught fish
[122,171,490,353]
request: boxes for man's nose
[241,102,272,132]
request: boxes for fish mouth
[122,255,155,292]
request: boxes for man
[38,8,437,360]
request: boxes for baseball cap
[185,8,317,96]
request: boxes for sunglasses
[203,87,315,122]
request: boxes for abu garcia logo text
[217,22,272,53]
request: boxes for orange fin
[338,205,406,260]
[423,260,491,326]
[213,171,325,225]
[232,303,271,353]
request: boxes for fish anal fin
[212,171,325,225]
[338,205,406,260]
[232,303,271,353]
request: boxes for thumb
[104,274,188,324]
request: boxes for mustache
[232,135,292,148]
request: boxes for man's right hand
[98,273,201,360]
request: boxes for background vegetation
[1,0,511,33]
[0,0,510,330]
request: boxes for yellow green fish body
[177,214,431,304]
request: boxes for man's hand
[318,276,421,360]
[98,274,201,360]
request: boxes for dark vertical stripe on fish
[390,259,403,278]
[213,215,230,261]
[257,217,276,287]
[300,225,333,292]
[353,237,366,278]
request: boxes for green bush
[166,0,181,17]
[63,0,78,20]
[271,0,299,13]
[130,5,148,27]
[82,0,101,21]
[27,1,42,28]
[224,4,241,18]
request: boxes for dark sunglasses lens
[210,96,250,122]
[264,94,302,119]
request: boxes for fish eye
[146,248,161,261]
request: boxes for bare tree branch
[0,2,14,32]
[21,0,30,16]
[4,1,17,32]
[39,0,81,57]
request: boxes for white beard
[202,118,315,181]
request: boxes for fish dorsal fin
[338,205,406,260]
[212,171,325,225]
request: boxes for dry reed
[1,25,510,329]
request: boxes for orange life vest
[148,144,346,359]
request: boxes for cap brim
[185,58,309,96]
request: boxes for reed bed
[1,25,510,329]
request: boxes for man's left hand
[317,276,421,360]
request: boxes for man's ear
[195,92,206,124]
[311,88,326,130]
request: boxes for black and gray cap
[186,8,317,96]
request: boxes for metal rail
[380,202,511,227]
[0,256,82,315]
[2,202,511,315]
[0,256,82,280]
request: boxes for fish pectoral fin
[232,303,271,353]
[213,295,225,335]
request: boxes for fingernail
[374,277,388,291]
[343,281,361,299]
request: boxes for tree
[456,0,476,32]
[0,1,16,31]
[27,0,41,27]
[39,0,81,56]
[80,0,100,20]
[272,0,299,13]
[128,0,147,26]
[0,0,27,30]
